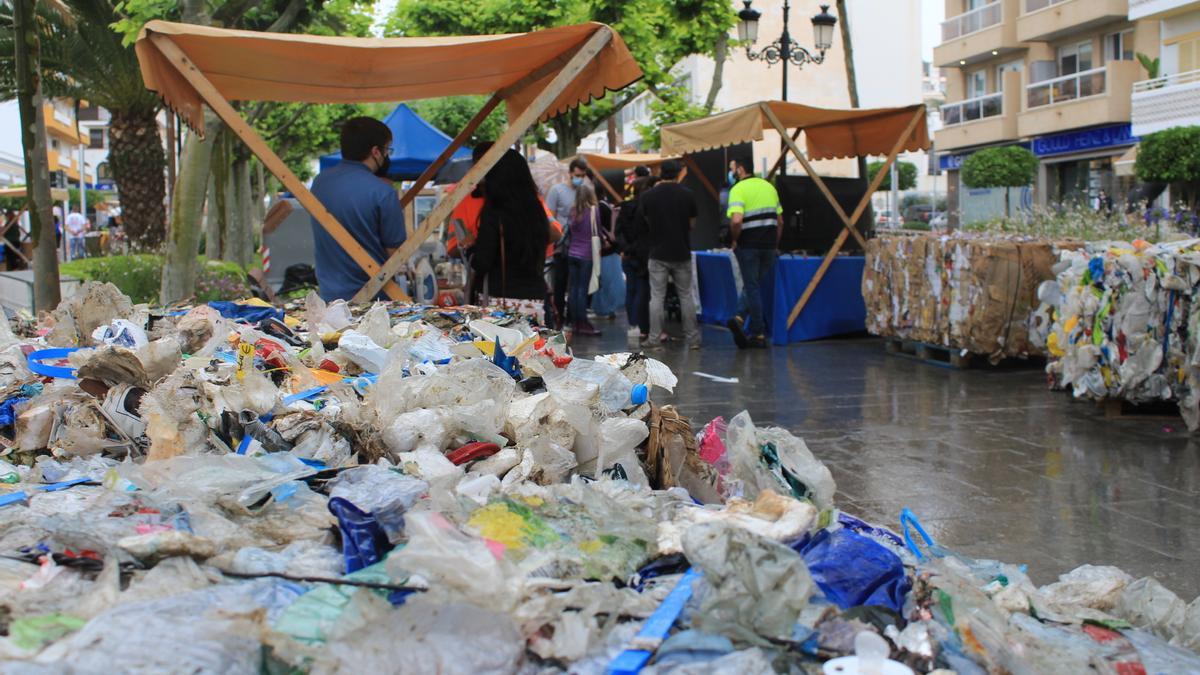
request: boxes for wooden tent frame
[146,26,623,304]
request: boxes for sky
[922,0,944,62]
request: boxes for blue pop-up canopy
[318,104,471,180]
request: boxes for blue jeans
[69,236,86,260]
[735,247,776,337]
[622,258,649,335]
[567,256,593,325]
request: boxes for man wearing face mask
[545,159,591,327]
[726,156,782,349]
[309,116,406,301]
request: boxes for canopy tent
[0,187,70,201]
[576,152,680,202]
[318,104,471,181]
[660,101,929,330]
[136,20,641,302]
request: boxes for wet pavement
[574,318,1200,599]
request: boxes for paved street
[576,321,1200,599]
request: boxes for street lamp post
[737,1,837,174]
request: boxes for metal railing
[1025,0,1067,12]
[942,1,1003,41]
[1133,68,1200,93]
[1027,66,1106,108]
[941,92,1003,126]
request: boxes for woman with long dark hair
[471,149,554,313]
[566,182,601,336]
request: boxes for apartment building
[935,0,1158,225]
[0,99,91,190]
[1129,0,1200,136]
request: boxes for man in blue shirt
[310,117,406,301]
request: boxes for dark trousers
[551,256,569,328]
[735,247,776,337]
[567,256,593,326]
[622,258,649,335]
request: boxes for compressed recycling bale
[863,233,1073,360]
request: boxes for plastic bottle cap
[631,384,648,406]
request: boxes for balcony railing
[941,92,1003,126]
[941,1,1003,41]
[1133,68,1200,93]
[1025,0,1067,12]
[1027,66,1106,108]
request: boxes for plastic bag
[338,330,389,374]
[596,417,649,486]
[328,465,428,543]
[682,521,814,646]
[1113,576,1186,640]
[792,527,909,613]
[91,319,148,349]
[1037,564,1132,612]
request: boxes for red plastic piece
[445,442,501,466]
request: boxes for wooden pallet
[883,338,1044,371]
[1100,398,1181,421]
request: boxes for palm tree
[0,0,167,251]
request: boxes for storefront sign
[1032,124,1138,158]
[938,152,970,171]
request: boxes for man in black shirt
[634,160,700,348]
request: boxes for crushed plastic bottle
[542,359,647,415]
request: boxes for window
[966,0,988,10]
[1106,30,1134,62]
[50,139,59,150]
[1058,40,1093,75]
[996,60,1023,91]
[968,70,987,98]
[1180,36,1200,74]
[89,128,105,149]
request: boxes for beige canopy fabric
[577,152,679,172]
[0,187,70,201]
[135,20,642,134]
[660,101,930,161]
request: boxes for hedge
[60,255,250,305]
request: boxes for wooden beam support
[399,93,502,208]
[352,26,616,304]
[784,106,926,329]
[592,169,623,203]
[760,103,868,250]
[681,154,720,203]
[767,129,803,180]
[149,33,408,301]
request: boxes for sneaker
[726,315,748,349]
[575,321,602,337]
[101,382,147,440]
[626,327,642,339]
[749,335,768,349]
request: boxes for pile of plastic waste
[1035,238,1200,429]
[1,281,1198,673]
[863,233,1076,360]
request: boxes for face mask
[571,177,584,187]
[728,171,737,185]
[374,155,391,178]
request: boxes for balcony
[1129,0,1200,20]
[935,71,1023,151]
[934,0,1022,67]
[1132,69,1200,135]
[41,103,86,146]
[1018,0,1128,43]
[1019,60,1140,137]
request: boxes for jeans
[551,256,569,326]
[649,258,699,345]
[567,256,593,326]
[591,253,626,316]
[623,258,649,335]
[68,236,86,260]
[735,247,776,338]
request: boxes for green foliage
[1136,52,1160,79]
[254,102,365,182]
[963,204,1177,242]
[634,86,708,150]
[61,255,249,304]
[1135,126,1200,185]
[960,146,1037,189]
[411,96,509,148]
[866,161,918,192]
[387,0,735,155]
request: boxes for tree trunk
[108,109,167,251]
[226,154,254,269]
[14,0,60,312]
[836,0,868,181]
[704,32,728,114]
[159,113,216,304]
[204,179,221,259]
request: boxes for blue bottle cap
[631,384,648,406]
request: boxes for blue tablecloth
[694,251,865,345]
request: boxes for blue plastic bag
[327,497,393,574]
[793,528,910,613]
[207,301,283,324]
[0,396,29,428]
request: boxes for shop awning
[0,186,70,201]
[135,20,642,134]
[577,152,678,171]
[660,101,930,161]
